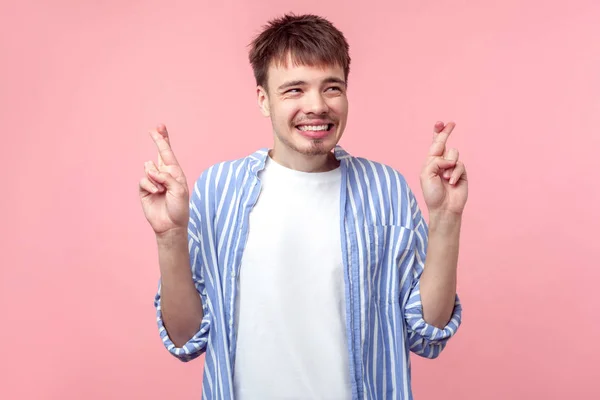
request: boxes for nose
[302,90,329,115]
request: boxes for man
[139,13,466,400]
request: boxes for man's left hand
[420,121,468,217]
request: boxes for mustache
[292,116,337,125]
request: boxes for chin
[294,126,340,153]
[274,124,342,156]
[295,138,339,156]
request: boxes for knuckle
[159,172,171,180]
[172,185,186,197]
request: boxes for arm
[404,120,467,358]
[155,227,203,347]
[403,191,462,359]
[419,211,461,328]
[140,124,211,362]
[152,180,212,362]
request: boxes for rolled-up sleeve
[153,179,211,362]
[405,281,462,358]
[403,189,462,359]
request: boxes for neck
[269,144,338,173]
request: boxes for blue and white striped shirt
[154,145,462,399]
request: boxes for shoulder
[190,149,266,199]
[193,150,265,185]
[344,154,423,227]
[344,154,411,194]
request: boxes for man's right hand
[139,124,190,237]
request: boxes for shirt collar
[247,145,351,175]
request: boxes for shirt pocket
[363,224,416,304]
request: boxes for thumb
[148,169,183,192]
[425,157,456,176]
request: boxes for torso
[233,156,352,399]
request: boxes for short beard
[276,131,330,156]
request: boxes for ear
[257,86,270,117]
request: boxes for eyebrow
[277,77,347,91]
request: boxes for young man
[139,13,467,400]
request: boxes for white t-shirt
[233,155,352,400]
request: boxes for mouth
[294,123,335,139]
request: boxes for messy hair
[248,13,351,90]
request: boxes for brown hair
[248,13,351,90]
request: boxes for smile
[295,124,334,132]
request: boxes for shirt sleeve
[153,179,211,362]
[403,188,462,359]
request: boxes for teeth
[298,124,329,131]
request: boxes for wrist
[428,210,462,234]
[156,227,188,247]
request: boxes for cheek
[328,97,348,116]
[276,103,301,124]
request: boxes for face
[257,59,349,159]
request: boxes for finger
[443,148,459,179]
[449,161,466,185]
[157,123,170,144]
[144,161,166,192]
[156,124,171,167]
[433,121,445,134]
[429,121,456,157]
[149,125,178,167]
[443,167,453,180]
[144,160,158,172]
[147,169,185,195]
[425,157,457,176]
[159,164,187,186]
[139,177,160,195]
[444,147,459,161]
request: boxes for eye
[285,88,302,94]
[326,86,343,92]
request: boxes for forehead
[267,53,345,86]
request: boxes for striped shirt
[154,145,462,399]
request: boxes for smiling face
[257,56,349,170]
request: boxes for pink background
[2,0,599,398]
